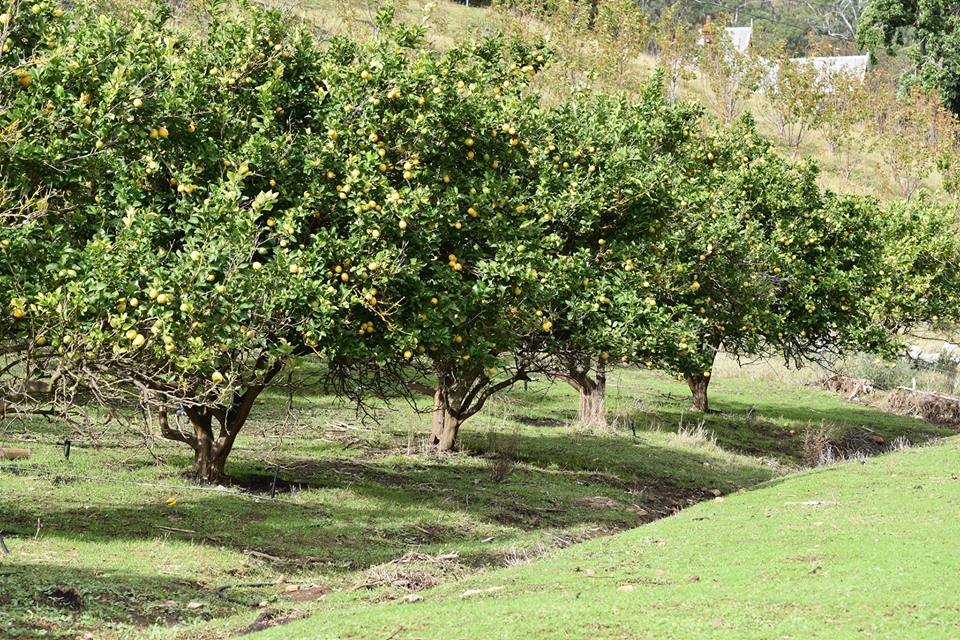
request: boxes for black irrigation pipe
[270,463,280,499]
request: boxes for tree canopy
[531,79,703,426]
[633,116,907,411]
[3,0,958,480]
[858,0,960,114]
[1,0,354,479]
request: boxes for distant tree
[697,16,763,124]
[592,0,650,83]
[866,82,959,200]
[809,0,871,42]
[498,0,649,99]
[762,44,828,150]
[939,142,960,196]
[934,109,960,195]
[858,0,960,115]
[641,117,895,412]
[820,67,870,180]
[652,2,699,103]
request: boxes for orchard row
[1,1,956,479]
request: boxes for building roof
[788,55,870,82]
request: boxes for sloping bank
[253,436,960,639]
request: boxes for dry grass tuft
[485,427,521,483]
[820,375,875,401]
[669,415,717,450]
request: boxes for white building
[697,25,753,55]
[725,27,753,55]
[787,55,870,83]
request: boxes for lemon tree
[0,0,573,466]
[530,80,703,427]
[0,0,74,410]
[534,104,888,418]
[299,10,562,451]
[0,1,369,480]
[876,197,960,336]
[641,117,895,411]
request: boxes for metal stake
[270,463,280,499]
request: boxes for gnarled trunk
[431,387,463,452]
[193,437,225,483]
[566,358,606,428]
[186,407,240,483]
[157,362,281,482]
[687,373,711,412]
[426,366,530,452]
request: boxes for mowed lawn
[257,436,960,640]
[0,368,949,639]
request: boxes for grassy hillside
[0,369,946,638]
[289,0,950,201]
[254,434,960,639]
[295,0,496,48]
[2,3,956,639]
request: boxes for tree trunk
[193,431,228,483]
[194,430,237,483]
[186,407,233,483]
[686,342,720,413]
[431,387,462,452]
[161,366,279,483]
[687,373,711,412]
[426,366,529,452]
[566,359,606,428]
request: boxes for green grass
[256,436,960,639]
[0,368,949,638]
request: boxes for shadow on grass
[616,383,948,463]
[0,562,246,639]
[3,373,943,612]
[0,429,774,576]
